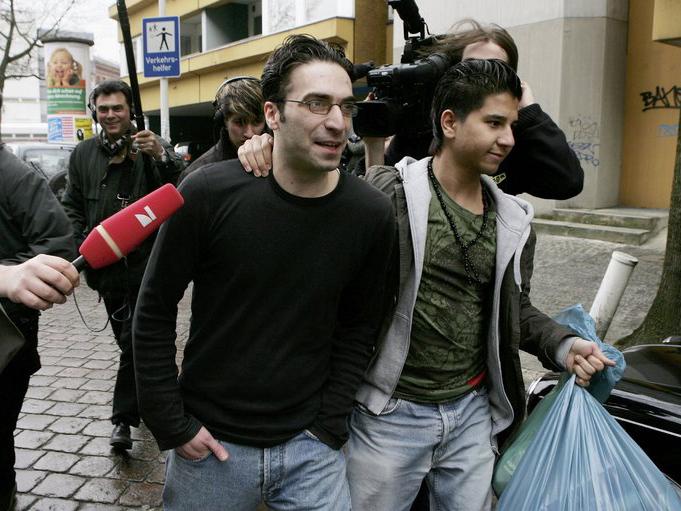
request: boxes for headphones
[88,80,136,124]
[212,76,260,126]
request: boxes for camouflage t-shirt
[395,180,496,403]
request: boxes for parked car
[173,140,212,164]
[526,338,681,492]
[6,142,76,201]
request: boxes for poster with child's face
[44,41,93,142]
[47,48,82,88]
[44,43,90,114]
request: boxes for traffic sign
[142,16,181,78]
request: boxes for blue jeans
[347,388,495,511]
[163,430,351,510]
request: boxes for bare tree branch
[4,71,40,80]
[0,0,82,127]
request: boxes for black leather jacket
[0,144,76,322]
[61,134,183,295]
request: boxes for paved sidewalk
[12,288,192,510]
[11,233,665,509]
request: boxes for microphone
[72,183,184,271]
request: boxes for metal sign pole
[159,0,170,141]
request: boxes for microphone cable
[70,260,133,333]
[71,287,111,333]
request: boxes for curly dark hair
[430,59,522,153]
[260,34,353,107]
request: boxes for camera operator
[238,19,584,202]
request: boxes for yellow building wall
[652,0,681,45]
[110,0,198,37]
[136,18,355,111]
[354,0,388,67]
[620,0,681,207]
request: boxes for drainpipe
[589,251,638,340]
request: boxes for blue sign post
[142,16,181,78]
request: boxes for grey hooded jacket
[356,156,576,445]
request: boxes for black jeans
[0,315,38,495]
[103,291,140,427]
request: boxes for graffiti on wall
[640,85,681,111]
[568,116,600,167]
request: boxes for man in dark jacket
[178,76,265,183]
[61,79,183,451]
[0,140,78,510]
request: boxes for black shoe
[0,482,16,511]
[110,423,132,450]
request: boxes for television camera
[353,0,453,138]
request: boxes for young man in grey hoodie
[347,59,615,511]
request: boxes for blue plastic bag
[552,304,626,402]
[497,374,681,510]
[492,376,567,496]
[493,304,627,495]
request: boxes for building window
[180,13,202,56]
[250,1,263,36]
[204,1,253,51]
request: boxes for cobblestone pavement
[11,233,665,509]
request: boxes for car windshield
[23,148,71,174]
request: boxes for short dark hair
[422,19,519,72]
[430,59,522,153]
[260,34,353,106]
[90,80,134,110]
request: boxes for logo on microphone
[135,206,158,228]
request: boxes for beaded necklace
[427,157,489,285]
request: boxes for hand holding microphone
[0,255,80,311]
[73,183,184,271]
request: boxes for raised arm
[496,82,584,199]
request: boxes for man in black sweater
[134,35,395,511]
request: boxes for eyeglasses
[281,99,359,118]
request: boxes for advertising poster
[44,42,93,142]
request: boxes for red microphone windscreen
[79,183,184,269]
